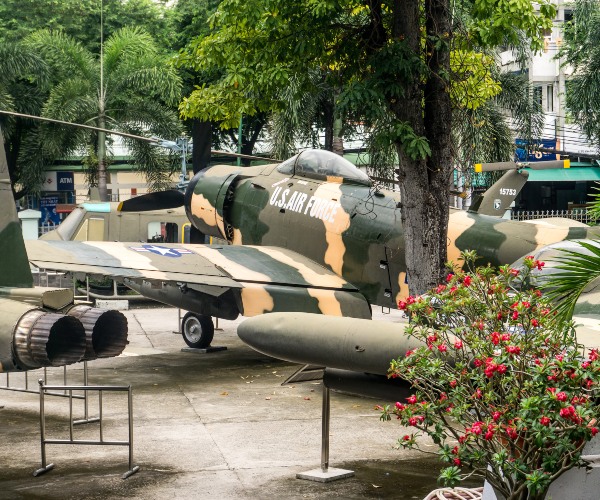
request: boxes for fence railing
[511,209,596,225]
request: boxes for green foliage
[543,241,600,321]
[384,252,600,499]
[24,27,182,194]
[0,0,172,54]
[561,0,600,149]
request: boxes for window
[533,86,543,110]
[546,85,554,112]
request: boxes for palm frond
[543,240,600,320]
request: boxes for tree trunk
[97,98,109,201]
[191,119,212,174]
[390,0,452,296]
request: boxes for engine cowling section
[185,168,239,242]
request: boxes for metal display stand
[34,381,139,479]
[296,385,354,482]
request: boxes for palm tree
[0,41,52,199]
[26,27,183,200]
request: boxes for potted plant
[381,251,600,500]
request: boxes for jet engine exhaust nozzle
[13,310,86,369]
[66,305,129,360]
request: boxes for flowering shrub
[382,251,600,500]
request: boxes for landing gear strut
[181,313,214,349]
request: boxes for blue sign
[515,139,558,162]
[40,196,61,225]
[56,171,74,191]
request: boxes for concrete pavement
[0,306,597,499]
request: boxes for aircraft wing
[25,241,371,319]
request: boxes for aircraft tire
[181,313,214,349]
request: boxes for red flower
[510,268,520,276]
[474,359,483,367]
[591,427,599,437]
[446,273,454,282]
[408,417,418,426]
[556,392,567,402]
[463,276,472,287]
[501,333,511,342]
[490,332,500,345]
[497,364,507,374]
[398,300,407,310]
[506,427,518,440]
[402,434,411,441]
[497,312,504,320]
[540,416,551,426]
[405,349,414,357]
[436,284,446,293]
[454,340,463,349]
[531,319,539,327]
[407,395,417,404]
[484,430,494,440]
[473,388,482,399]
[395,402,405,410]
[555,354,564,362]
[589,349,599,361]
[582,361,591,369]
[492,411,502,422]
[506,345,521,355]
[536,260,545,270]
[450,379,457,388]
[511,311,519,320]
[453,458,461,466]
[437,343,448,353]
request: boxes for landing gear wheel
[181,313,214,349]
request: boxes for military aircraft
[0,131,128,373]
[22,141,600,351]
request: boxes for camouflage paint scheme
[0,127,128,372]
[22,149,600,323]
[184,150,600,308]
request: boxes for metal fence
[511,209,596,225]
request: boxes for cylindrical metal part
[321,385,330,473]
[238,313,422,375]
[64,305,128,360]
[12,309,86,370]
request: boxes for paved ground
[0,307,598,500]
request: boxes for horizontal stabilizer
[118,190,184,212]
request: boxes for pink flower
[450,379,457,388]
[511,311,519,320]
[492,411,501,422]
[436,284,446,293]
[540,416,551,426]
[484,430,494,440]
[473,388,482,399]
[454,340,463,349]
[582,361,591,369]
[590,349,599,361]
[437,343,447,353]
[398,301,407,310]
[407,395,417,404]
[395,402,405,410]
[408,417,418,426]
[510,268,520,276]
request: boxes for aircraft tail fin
[468,169,529,216]
[0,126,34,287]
[469,159,570,217]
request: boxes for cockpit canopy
[276,149,372,186]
